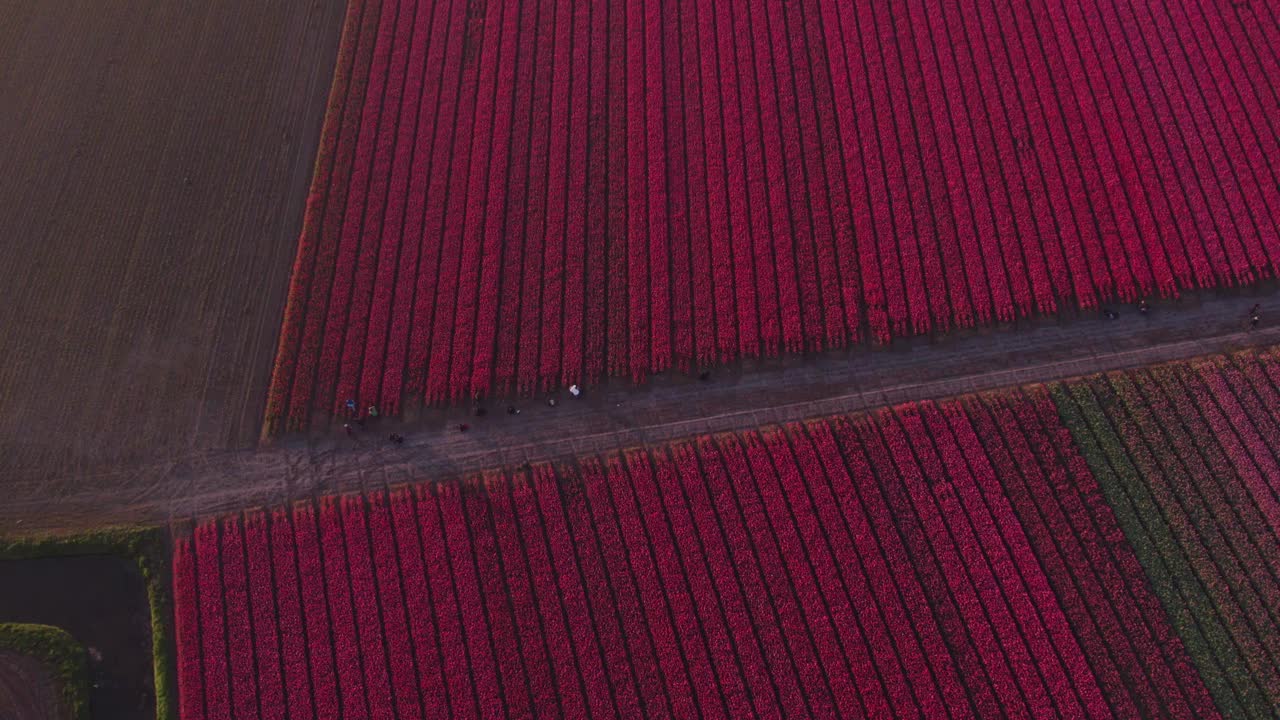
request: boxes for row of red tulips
[243,515,285,720]
[266,509,310,720]
[220,521,259,720]
[261,0,367,433]
[293,503,339,718]
[264,0,1280,432]
[976,393,1213,718]
[1173,366,1280,539]
[283,0,387,432]
[178,393,1228,718]
[1172,362,1280,588]
[173,532,203,720]
[194,523,230,720]
[938,401,1113,715]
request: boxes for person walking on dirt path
[344,423,355,438]
[1138,299,1149,316]
[1251,313,1260,330]
[367,405,379,418]
[345,399,357,415]
[569,384,581,397]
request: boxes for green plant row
[0,526,176,720]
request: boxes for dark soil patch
[0,651,64,720]
[0,557,151,720]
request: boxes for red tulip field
[175,378,1280,719]
[265,0,1280,430]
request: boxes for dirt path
[2,288,1276,536]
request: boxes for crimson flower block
[179,387,1262,718]
[265,0,1280,433]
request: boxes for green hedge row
[0,527,176,720]
[0,622,89,720]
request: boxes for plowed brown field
[0,0,347,502]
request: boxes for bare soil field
[0,0,346,486]
[0,651,64,720]
[0,556,150,719]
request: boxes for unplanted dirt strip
[3,289,1279,535]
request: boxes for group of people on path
[340,394,557,443]
[338,368,719,445]
[342,400,399,443]
[1102,299,1262,330]
[1102,299,1150,320]
[461,383,583,432]
[337,382,594,443]
[340,296,1270,446]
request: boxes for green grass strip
[0,527,176,720]
[1051,382,1267,719]
[0,622,89,720]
